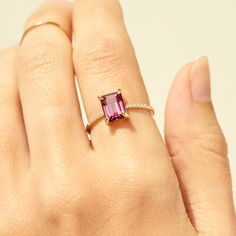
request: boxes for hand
[0,0,235,235]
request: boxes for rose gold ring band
[86,103,155,135]
[20,21,70,45]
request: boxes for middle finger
[16,1,90,168]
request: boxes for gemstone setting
[99,89,127,124]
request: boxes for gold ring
[20,21,70,45]
[86,89,155,134]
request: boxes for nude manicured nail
[191,56,211,102]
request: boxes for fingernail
[191,56,211,102]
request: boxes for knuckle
[19,42,67,81]
[0,212,31,235]
[100,158,176,205]
[0,193,34,235]
[167,125,228,159]
[198,127,228,157]
[131,167,174,199]
[124,172,166,198]
[75,36,133,77]
[41,174,88,217]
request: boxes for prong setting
[123,113,129,119]
[98,95,104,101]
[86,88,155,134]
[105,118,110,125]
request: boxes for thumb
[165,57,236,235]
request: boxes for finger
[0,47,29,185]
[165,57,236,235]
[73,0,165,154]
[73,2,196,233]
[16,1,90,169]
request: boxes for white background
[0,0,235,203]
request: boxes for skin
[0,0,235,235]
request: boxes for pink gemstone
[100,91,126,122]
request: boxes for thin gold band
[20,21,70,45]
[86,103,155,134]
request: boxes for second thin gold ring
[20,21,70,45]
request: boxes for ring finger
[73,0,165,155]
[72,3,196,231]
